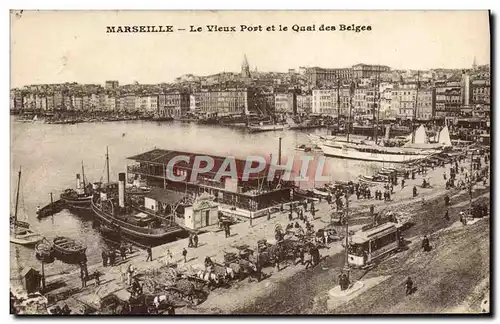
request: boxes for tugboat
[60,162,94,212]
[91,172,185,242]
[10,167,44,246]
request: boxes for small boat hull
[53,236,87,264]
[10,233,44,246]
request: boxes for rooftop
[128,148,273,180]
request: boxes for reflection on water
[10,120,384,277]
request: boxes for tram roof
[351,222,398,244]
[127,148,273,180]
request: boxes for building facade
[306,67,352,88]
[296,94,312,115]
[435,81,462,117]
[352,64,391,79]
[274,92,297,115]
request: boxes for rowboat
[53,236,87,263]
[35,240,55,263]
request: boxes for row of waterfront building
[11,59,490,120]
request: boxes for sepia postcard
[9,10,491,315]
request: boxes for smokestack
[76,174,81,189]
[118,172,126,208]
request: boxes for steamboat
[91,173,185,242]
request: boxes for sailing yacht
[10,168,44,246]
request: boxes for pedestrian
[102,249,108,267]
[443,172,447,180]
[401,179,405,189]
[405,277,414,295]
[165,249,173,266]
[412,171,415,180]
[370,205,375,217]
[444,209,450,221]
[444,194,450,207]
[127,264,135,286]
[120,244,127,260]
[188,233,194,248]
[193,232,199,248]
[94,271,101,286]
[182,248,188,263]
[288,211,293,222]
[422,235,430,252]
[80,265,86,288]
[146,246,153,262]
[267,209,271,220]
[413,186,418,198]
[108,251,115,267]
[227,224,231,237]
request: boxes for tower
[241,54,251,78]
[472,56,477,71]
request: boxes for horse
[213,262,236,281]
[196,270,221,288]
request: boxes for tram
[347,222,403,268]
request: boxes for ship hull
[319,144,429,163]
[90,197,184,241]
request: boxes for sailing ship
[10,168,44,246]
[315,72,443,163]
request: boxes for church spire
[473,56,477,71]
[241,54,251,78]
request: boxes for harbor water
[10,119,384,280]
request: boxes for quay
[21,150,490,314]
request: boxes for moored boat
[91,172,185,242]
[36,193,65,218]
[53,236,87,263]
[35,240,55,263]
[10,168,44,246]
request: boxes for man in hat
[422,235,430,252]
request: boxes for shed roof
[144,187,186,205]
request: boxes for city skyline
[11,10,490,88]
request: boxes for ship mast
[411,70,420,144]
[14,167,21,223]
[347,80,355,143]
[337,78,341,133]
[373,68,381,144]
[81,161,86,189]
[106,146,110,184]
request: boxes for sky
[10,10,491,87]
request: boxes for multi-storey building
[416,88,435,120]
[63,94,72,111]
[54,92,64,111]
[105,80,119,90]
[104,94,116,112]
[192,88,262,116]
[471,79,490,118]
[352,64,391,79]
[306,67,352,88]
[312,89,335,115]
[125,94,136,112]
[435,81,462,117]
[274,92,296,115]
[158,91,190,117]
[73,95,83,111]
[391,85,416,120]
[296,94,312,115]
[391,85,435,120]
[82,95,91,111]
[353,87,377,118]
[46,95,54,111]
